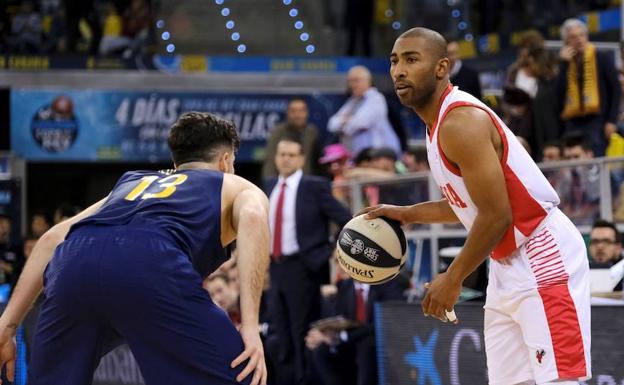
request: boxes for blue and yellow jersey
[71,169,227,277]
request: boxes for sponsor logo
[364,247,379,262]
[336,253,374,279]
[340,232,365,255]
[536,349,546,364]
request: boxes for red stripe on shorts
[537,282,587,378]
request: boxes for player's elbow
[493,206,513,232]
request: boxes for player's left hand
[422,272,461,324]
[231,324,267,385]
[0,326,16,385]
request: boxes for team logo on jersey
[536,349,546,364]
[363,247,379,262]
[340,232,365,255]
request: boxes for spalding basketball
[336,215,407,284]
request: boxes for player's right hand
[0,326,16,385]
[232,325,267,385]
[358,204,409,224]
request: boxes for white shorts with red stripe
[484,208,591,385]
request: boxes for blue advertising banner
[376,302,624,385]
[11,90,346,162]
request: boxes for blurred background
[1,0,624,384]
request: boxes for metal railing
[335,156,624,279]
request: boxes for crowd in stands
[0,0,153,56]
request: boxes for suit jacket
[264,174,352,272]
[333,278,405,342]
[451,64,482,101]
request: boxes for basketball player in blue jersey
[0,112,269,385]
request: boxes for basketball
[336,215,407,284]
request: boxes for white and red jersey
[425,85,560,260]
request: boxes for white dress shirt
[269,169,303,256]
[326,87,401,157]
[353,281,370,303]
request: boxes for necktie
[272,182,287,261]
[355,286,367,324]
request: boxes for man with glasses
[589,220,623,291]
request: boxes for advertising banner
[376,302,624,385]
[11,90,344,162]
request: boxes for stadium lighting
[166,44,175,53]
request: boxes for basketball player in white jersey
[361,28,591,385]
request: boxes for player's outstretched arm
[0,197,108,383]
[359,199,459,225]
[226,176,269,385]
[423,107,512,322]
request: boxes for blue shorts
[29,225,250,385]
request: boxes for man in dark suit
[264,138,352,385]
[305,277,405,385]
[447,38,482,100]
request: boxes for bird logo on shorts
[536,349,546,364]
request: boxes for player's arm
[423,107,512,321]
[223,175,269,385]
[0,197,108,330]
[361,198,459,225]
[0,197,107,383]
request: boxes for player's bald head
[397,27,447,60]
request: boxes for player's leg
[517,211,590,384]
[28,234,111,385]
[101,234,251,385]
[484,305,533,385]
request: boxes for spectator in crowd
[318,143,353,205]
[447,37,482,100]
[121,0,152,58]
[263,97,323,179]
[264,138,351,385]
[328,66,401,157]
[344,0,374,56]
[542,140,563,162]
[9,1,42,53]
[588,219,623,290]
[98,1,128,56]
[557,18,620,156]
[64,0,101,54]
[541,140,572,212]
[204,274,241,326]
[504,30,560,159]
[0,215,23,289]
[43,6,67,53]
[29,212,50,238]
[402,146,429,173]
[561,132,600,225]
[305,277,405,385]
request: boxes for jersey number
[124,174,189,201]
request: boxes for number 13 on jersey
[125,174,189,201]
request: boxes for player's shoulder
[222,173,263,194]
[302,174,331,186]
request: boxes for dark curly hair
[168,112,240,165]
